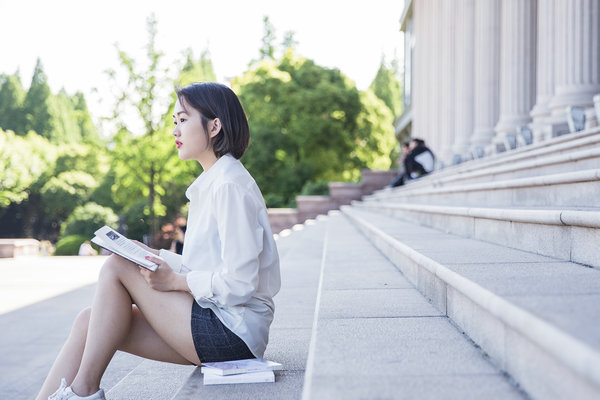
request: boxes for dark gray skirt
[190,301,254,363]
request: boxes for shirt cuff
[158,249,183,273]
[186,270,214,302]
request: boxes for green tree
[178,49,217,86]
[259,16,276,60]
[48,89,82,142]
[0,73,26,133]
[23,58,53,137]
[281,31,298,50]
[0,130,43,207]
[355,90,397,169]
[47,90,100,144]
[71,92,100,143]
[61,202,118,238]
[233,49,379,206]
[40,170,99,223]
[0,131,58,237]
[369,58,403,118]
[106,14,187,244]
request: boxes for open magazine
[91,225,161,271]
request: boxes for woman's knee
[99,254,135,281]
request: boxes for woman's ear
[209,118,222,138]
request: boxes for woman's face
[172,98,214,163]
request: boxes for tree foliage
[369,58,403,118]
[233,49,395,207]
[40,171,99,220]
[0,130,55,208]
[0,73,26,132]
[106,15,216,244]
[0,63,99,143]
[23,58,53,137]
[0,15,399,243]
[259,16,276,60]
[61,202,118,238]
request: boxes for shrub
[300,181,330,196]
[54,234,89,256]
[41,171,98,219]
[61,202,119,239]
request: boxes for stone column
[530,0,555,142]
[452,0,476,163]
[421,0,433,146]
[470,0,501,157]
[548,0,600,132]
[430,2,443,157]
[411,0,426,141]
[493,0,537,152]
[438,0,457,166]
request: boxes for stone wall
[0,239,40,258]
[268,169,398,234]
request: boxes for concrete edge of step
[351,201,600,229]
[370,169,600,200]
[341,205,600,389]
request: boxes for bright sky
[0,0,404,124]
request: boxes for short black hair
[176,82,250,159]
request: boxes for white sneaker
[48,378,106,400]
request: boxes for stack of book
[201,358,283,385]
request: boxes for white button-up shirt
[159,154,281,358]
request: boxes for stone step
[172,217,328,400]
[366,169,600,208]
[351,201,600,269]
[302,212,526,400]
[342,206,600,400]
[106,359,195,399]
[370,143,600,203]
[398,127,600,191]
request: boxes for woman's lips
[175,140,182,149]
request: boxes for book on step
[201,358,283,376]
[91,225,161,272]
[203,370,275,385]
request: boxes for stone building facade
[397,0,600,167]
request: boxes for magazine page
[92,226,161,271]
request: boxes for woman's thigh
[118,305,194,365]
[102,255,200,365]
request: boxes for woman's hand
[131,240,160,256]
[140,255,190,293]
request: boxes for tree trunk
[148,163,156,247]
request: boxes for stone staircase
[339,127,600,399]
[2,128,598,399]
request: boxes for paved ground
[0,255,105,315]
[0,256,110,399]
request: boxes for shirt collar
[185,154,234,200]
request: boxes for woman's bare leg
[36,308,91,400]
[37,255,200,398]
